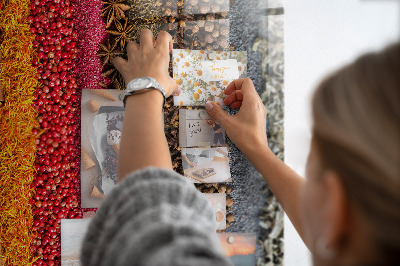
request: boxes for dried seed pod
[226,196,234,207]
[212,30,220,38]
[190,25,199,34]
[220,25,229,37]
[204,21,214,32]
[226,213,234,223]
[218,184,226,193]
[211,4,221,12]
[220,11,228,17]
[197,20,205,27]
[226,186,232,194]
[218,37,228,49]
[205,33,214,44]
[206,14,214,21]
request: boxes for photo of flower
[173,49,247,106]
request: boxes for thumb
[205,102,231,128]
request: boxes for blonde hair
[312,43,400,264]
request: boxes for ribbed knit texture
[81,167,232,266]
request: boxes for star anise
[101,67,126,90]
[112,74,126,90]
[102,0,131,28]
[101,67,118,81]
[107,18,134,50]
[97,39,123,66]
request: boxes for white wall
[284,1,399,265]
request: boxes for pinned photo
[179,109,226,147]
[173,49,247,106]
[218,233,257,266]
[182,147,231,183]
[61,219,91,265]
[80,89,124,208]
[205,193,226,230]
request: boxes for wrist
[125,90,164,110]
[240,137,273,160]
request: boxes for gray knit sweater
[81,167,232,266]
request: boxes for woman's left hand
[112,29,179,97]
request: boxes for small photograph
[126,0,178,19]
[182,19,230,51]
[218,233,257,266]
[182,147,231,183]
[81,89,125,208]
[179,109,226,147]
[61,219,91,265]
[173,48,247,106]
[183,0,229,18]
[205,193,226,230]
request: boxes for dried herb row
[0,0,39,264]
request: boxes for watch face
[131,77,151,90]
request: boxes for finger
[230,101,242,109]
[224,78,256,97]
[139,29,155,52]
[155,31,172,53]
[170,82,179,97]
[224,79,241,95]
[205,102,231,129]
[112,56,128,74]
[172,86,182,96]
[223,90,243,106]
[126,41,139,58]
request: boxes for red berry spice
[30,0,87,264]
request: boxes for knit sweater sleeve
[81,167,232,266]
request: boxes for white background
[284,0,399,265]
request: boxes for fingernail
[177,86,182,95]
[206,102,214,112]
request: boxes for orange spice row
[0,0,40,264]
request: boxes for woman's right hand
[205,78,269,155]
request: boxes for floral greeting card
[173,49,247,106]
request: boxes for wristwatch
[120,77,166,107]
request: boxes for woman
[81,30,400,266]
[203,117,225,146]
